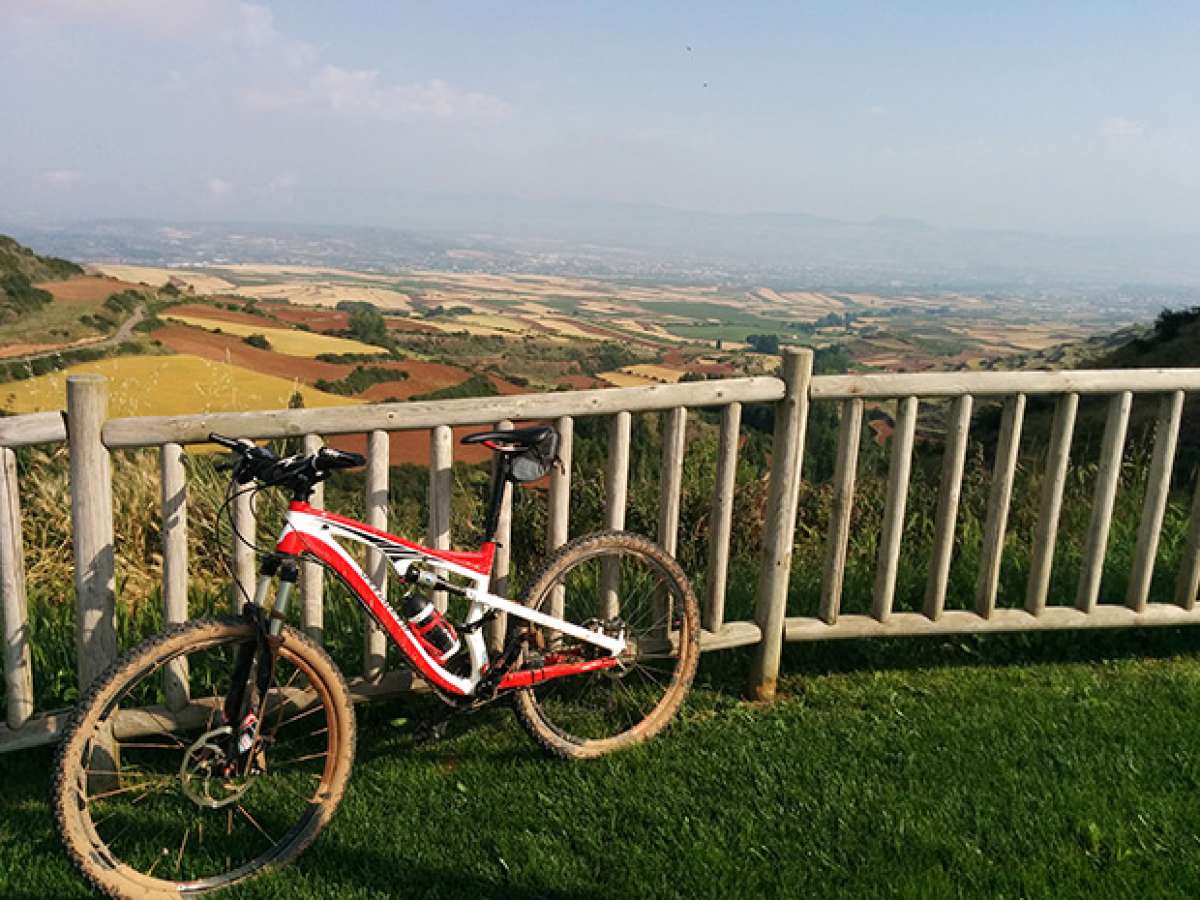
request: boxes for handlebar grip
[209,433,240,451]
[315,447,366,469]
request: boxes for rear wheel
[52,617,355,898]
[512,531,700,759]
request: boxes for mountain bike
[52,425,700,898]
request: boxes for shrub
[243,334,272,350]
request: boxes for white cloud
[8,0,506,122]
[243,66,508,121]
[3,0,228,38]
[1101,117,1145,142]
[43,169,82,186]
[207,177,233,197]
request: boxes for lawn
[5,632,1200,898]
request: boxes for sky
[1,1,1198,237]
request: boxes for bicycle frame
[270,500,624,698]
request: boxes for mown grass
[5,633,1200,898]
[3,401,1200,896]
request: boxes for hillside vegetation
[0,234,83,321]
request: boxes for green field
[5,634,1200,898]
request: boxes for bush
[315,366,408,396]
[410,373,497,401]
[243,334,271,350]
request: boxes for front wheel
[52,617,356,898]
[512,531,700,759]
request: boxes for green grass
[5,634,1200,898]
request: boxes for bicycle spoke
[237,803,276,847]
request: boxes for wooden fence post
[546,416,574,623]
[872,396,919,622]
[160,442,189,711]
[364,430,389,680]
[301,433,325,641]
[487,420,515,653]
[429,425,453,612]
[704,402,741,631]
[747,348,813,702]
[0,447,33,729]
[67,375,117,692]
[232,485,256,611]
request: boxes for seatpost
[482,456,510,544]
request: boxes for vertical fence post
[0,447,33,729]
[1076,391,1132,611]
[1176,469,1200,610]
[160,442,189,711]
[232,486,256,612]
[546,416,574,623]
[487,420,515,653]
[819,398,863,625]
[924,395,972,620]
[704,402,741,631]
[429,425,453,612]
[364,430,389,680]
[747,348,813,702]
[975,394,1026,618]
[872,396,919,622]
[301,433,325,641]
[658,407,687,556]
[1127,390,1184,611]
[67,375,117,692]
[600,412,631,622]
[1025,392,1079,615]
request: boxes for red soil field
[488,374,526,395]
[35,276,144,305]
[168,304,279,328]
[328,427,492,467]
[153,324,354,383]
[269,307,351,333]
[357,360,472,401]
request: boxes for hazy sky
[2,1,1197,236]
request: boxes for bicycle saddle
[460,425,555,450]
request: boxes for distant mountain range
[4,196,1200,295]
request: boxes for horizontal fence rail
[791,369,1200,656]
[0,372,789,749]
[1,360,1199,749]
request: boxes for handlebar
[208,433,366,496]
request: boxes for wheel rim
[64,629,342,891]
[525,544,693,744]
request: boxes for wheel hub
[179,726,260,809]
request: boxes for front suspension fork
[223,555,297,768]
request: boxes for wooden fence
[2,352,1200,750]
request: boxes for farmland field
[163,312,388,358]
[0,355,357,417]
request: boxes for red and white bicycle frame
[270,500,624,698]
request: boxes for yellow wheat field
[234,282,413,311]
[90,265,237,294]
[597,370,656,387]
[163,313,387,358]
[623,364,685,383]
[0,355,359,417]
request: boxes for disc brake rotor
[179,726,258,809]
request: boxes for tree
[243,334,271,350]
[347,304,391,347]
[745,333,780,354]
